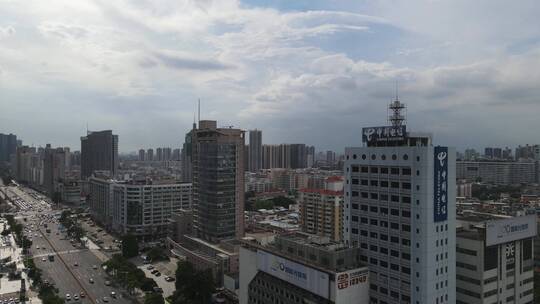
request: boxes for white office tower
[344,99,456,304]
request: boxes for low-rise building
[239,232,369,304]
[456,214,536,304]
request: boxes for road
[11,186,134,304]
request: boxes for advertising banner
[256,250,329,299]
[434,146,448,222]
[485,215,537,246]
[334,268,369,302]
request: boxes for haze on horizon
[1,0,540,152]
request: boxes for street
[8,184,134,304]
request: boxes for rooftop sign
[485,215,537,246]
[362,126,406,143]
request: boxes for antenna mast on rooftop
[388,81,406,127]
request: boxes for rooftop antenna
[86,122,89,135]
[388,81,406,127]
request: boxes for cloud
[152,50,234,71]
[0,26,15,38]
[0,0,539,152]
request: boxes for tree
[52,191,62,205]
[121,234,139,258]
[144,293,164,304]
[147,247,168,262]
[140,277,158,292]
[175,260,194,290]
[172,261,215,304]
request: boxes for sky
[1,0,540,153]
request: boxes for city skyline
[2,1,540,151]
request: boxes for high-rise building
[172,148,181,161]
[181,123,196,182]
[146,148,154,161]
[456,161,536,185]
[162,147,171,161]
[456,214,535,304]
[0,133,17,162]
[43,146,67,196]
[484,147,494,159]
[138,149,145,161]
[344,99,456,304]
[298,179,344,242]
[326,150,335,166]
[515,144,540,160]
[81,130,118,179]
[192,120,245,242]
[156,147,163,161]
[248,129,262,172]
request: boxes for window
[370,167,378,174]
[380,247,388,254]
[401,239,410,246]
[380,234,388,241]
[351,228,359,234]
[391,154,397,160]
[370,219,378,226]
[390,250,399,257]
[402,196,411,204]
[352,178,359,185]
[371,154,377,160]
[380,260,388,268]
[391,195,400,202]
[361,166,368,173]
[360,230,368,236]
[380,194,389,201]
[370,206,378,213]
[380,181,389,187]
[403,154,409,160]
[380,207,388,214]
[360,179,368,185]
[402,168,411,175]
[352,203,359,210]
[360,204,368,211]
[381,167,388,174]
[402,210,411,218]
[402,182,411,189]
[402,252,410,260]
[352,165,359,172]
[370,245,378,252]
[380,221,388,227]
[390,236,399,243]
[402,224,411,232]
[456,247,477,256]
[391,181,400,188]
[402,267,410,274]
[360,217,368,224]
[370,232,378,238]
[390,209,399,216]
[361,192,368,198]
[391,167,400,175]
[362,154,367,160]
[351,216,359,222]
[390,222,399,230]
[390,264,399,271]
[370,258,378,265]
[370,193,378,199]
[352,191,359,197]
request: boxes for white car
[41,257,46,262]
[65,294,71,301]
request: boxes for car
[165,276,175,282]
[65,294,71,301]
[89,278,94,284]
[73,295,79,301]
[41,257,46,262]
[153,287,163,293]
[73,262,78,267]
[105,280,111,286]
[102,297,110,303]
[36,246,40,249]
[92,265,98,269]
[150,269,158,274]
[79,292,85,298]
[110,292,116,298]
[155,272,161,277]
[146,265,154,270]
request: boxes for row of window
[351,165,412,175]
[348,153,420,161]
[350,193,411,204]
[360,246,411,260]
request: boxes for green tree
[144,293,164,304]
[121,234,139,258]
[147,247,168,262]
[175,260,195,290]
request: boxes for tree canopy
[121,234,139,258]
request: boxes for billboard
[256,250,329,299]
[434,146,448,222]
[362,126,406,144]
[334,268,369,303]
[485,215,537,246]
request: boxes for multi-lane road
[10,185,133,304]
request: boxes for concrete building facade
[81,130,118,179]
